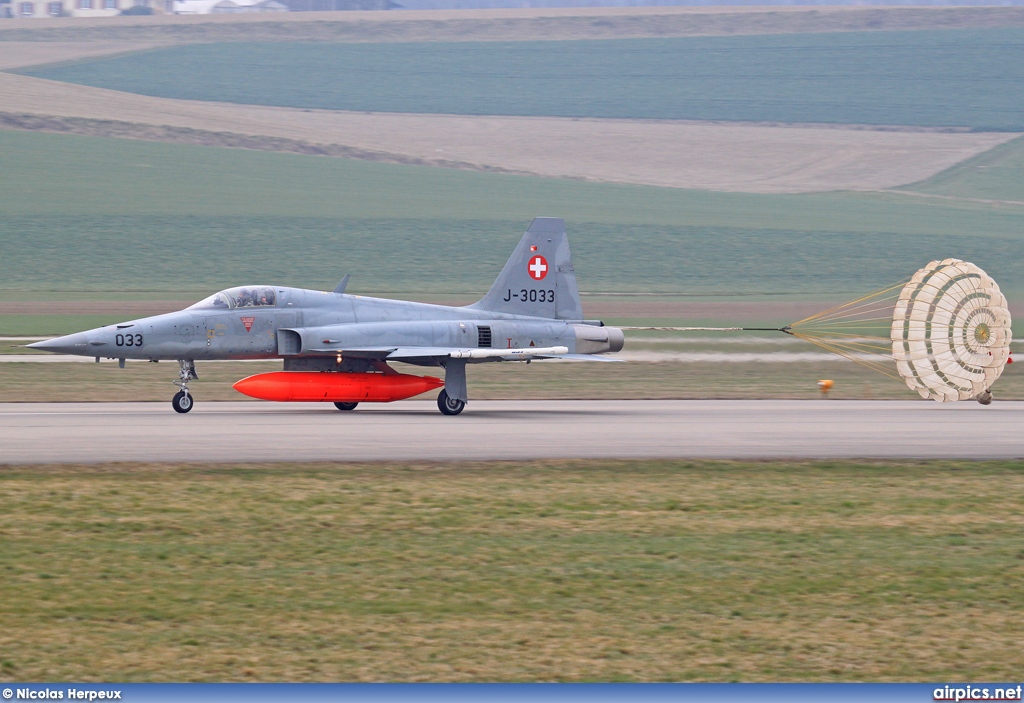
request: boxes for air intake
[478,325,492,348]
[277,329,302,355]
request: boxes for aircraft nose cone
[27,338,59,351]
[27,332,91,355]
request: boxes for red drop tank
[233,371,444,403]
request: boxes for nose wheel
[172,390,193,414]
[172,360,198,414]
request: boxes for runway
[2,400,1023,463]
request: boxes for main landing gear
[172,360,198,414]
[334,402,359,411]
[437,389,466,416]
[977,389,993,406]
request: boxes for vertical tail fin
[469,218,583,320]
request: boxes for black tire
[334,401,359,411]
[437,390,466,416]
[172,390,193,414]
[977,390,993,406]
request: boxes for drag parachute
[891,259,1011,402]
[624,259,1012,402]
[787,259,1012,402]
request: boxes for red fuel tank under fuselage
[233,371,444,403]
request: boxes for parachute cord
[811,338,892,355]
[791,301,900,326]
[793,332,893,349]
[789,280,908,326]
[797,333,895,360]
[792,334,896,376]
[792,292,902,325]
[791,282,905,325]
[799,331,891,341]
[792,315,896,328]
[790,332,901,380]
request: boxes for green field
[902,134,1024,203]
[17,30,1024,129]
[2,460,1022,681]
[2,130,1023,298]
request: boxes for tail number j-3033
[504,289,555,303]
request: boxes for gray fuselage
[33,286,623,364]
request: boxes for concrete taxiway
[2,400,1022,463]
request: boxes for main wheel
[172,390,193,414]
[334,401,359,411]
[437,390,465,416]
[977,390,993,406]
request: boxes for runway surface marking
[2,400,1022,463]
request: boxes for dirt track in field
[1,75,1015,193]
[0,41,167,70]
[1,7,1020,193]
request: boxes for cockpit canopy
[188,286,277,311]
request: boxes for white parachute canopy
[891,259,1012,402]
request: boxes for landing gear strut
[437,389,466,416]
[172,360,197,414]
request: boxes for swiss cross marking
[241,316,255,332]
[528,255,548,281]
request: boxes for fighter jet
[29,218,625,415]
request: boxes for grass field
[902,134,1024,203]
[2,459,1023,681]
[2,131,1023,298]
[18,30,1024,130]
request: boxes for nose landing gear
[172,360,198,414]
[172,390,193,413]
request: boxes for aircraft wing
[303,346,621,362]
[303,346,397,358]
[302,345,599,361]
[388,346,570,361]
